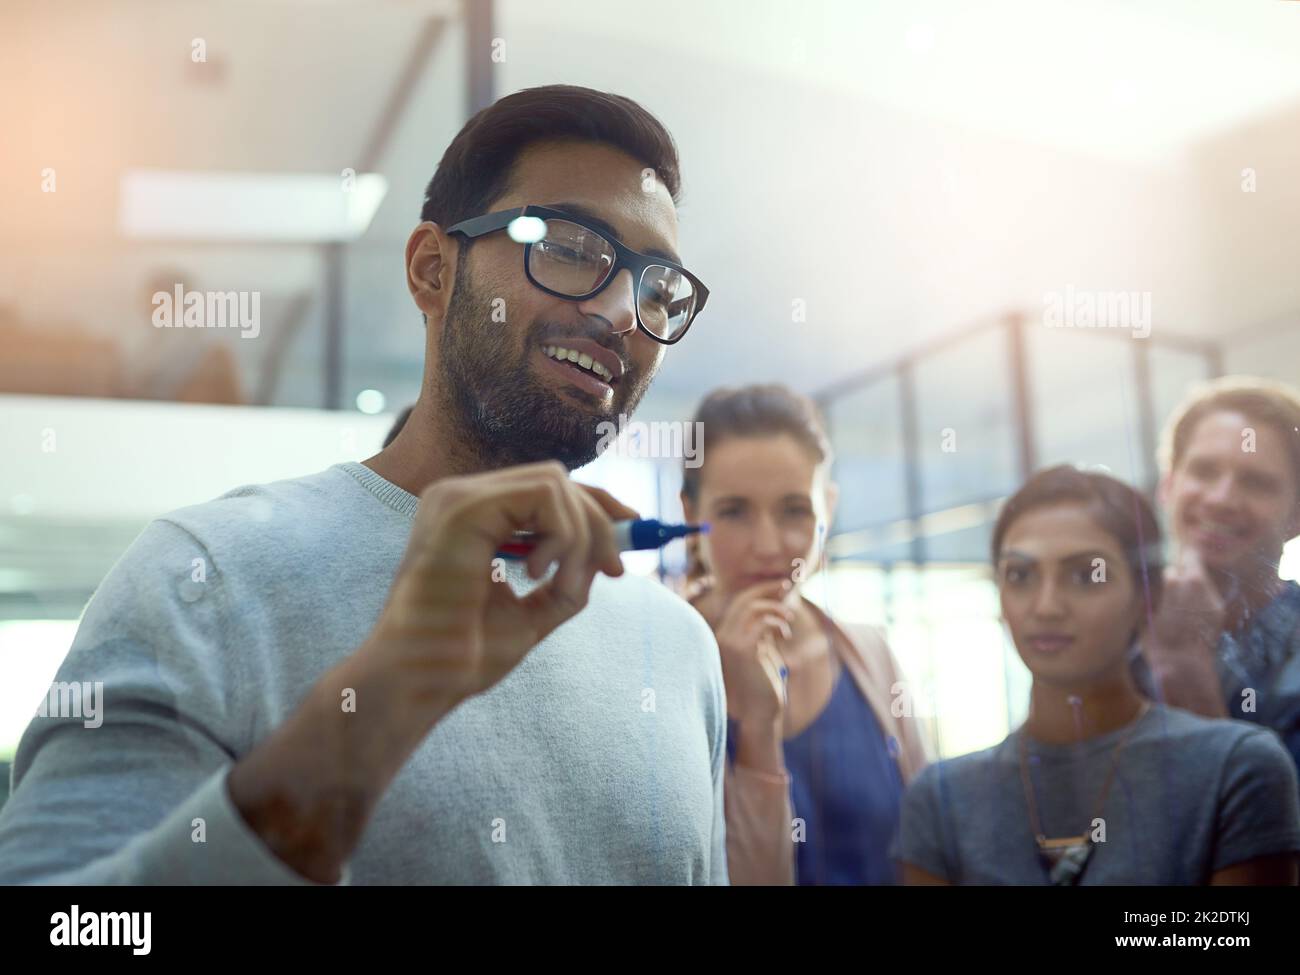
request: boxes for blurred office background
[4,0,1300,805]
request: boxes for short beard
[436,259,652,471]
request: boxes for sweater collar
[335,461,419,519]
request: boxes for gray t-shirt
[892,704,1300,884]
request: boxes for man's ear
[679,491,695,522]
[406,221,458,326]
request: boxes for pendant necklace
[1017,701,1150,886]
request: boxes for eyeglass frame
[443,204,709,345]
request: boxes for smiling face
[997,502,1147,690]
[681,434,837,600]
[1162,409,1300,577]
[413,139,680,470]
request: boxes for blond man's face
[1162,409,1300,575]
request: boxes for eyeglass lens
[527,218,697,341]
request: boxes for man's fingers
[442,464,571,554]
[536,480,636,581]
[575,486,624,577]
[516,575,586,646]
[524,477,577,579]
[521,485,600,633]
[398,463,639,702]
[551,480,594,600]
[576,483,642,522]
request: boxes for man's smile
[535,343,619,400]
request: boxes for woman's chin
[1022,657,1127,694]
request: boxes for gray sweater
[0,462,729,884]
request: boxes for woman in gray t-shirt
[893,465,1300,885]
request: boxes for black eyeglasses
[445,205,708,345]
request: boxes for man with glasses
[0,85,727,884]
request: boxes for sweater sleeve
[0,518,345,885]
[724,762,795,885]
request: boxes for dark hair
[680,384,833,580]
[420,85,682,231]
[1159,375,1300,504]
[991,465,1164,609]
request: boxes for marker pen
[495,519,708,560]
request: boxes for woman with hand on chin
[678,384,928,885]
[893,465,1300,885]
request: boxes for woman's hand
[713,579,795,724]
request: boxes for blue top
[726,613,905,885]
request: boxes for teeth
[543,345,614,382]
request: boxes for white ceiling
[3,0,1300,421]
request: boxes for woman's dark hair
[680,384,833,580]
[420,84,682,231]
[991,465,1165,610]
